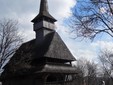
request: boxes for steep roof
[9,31,75,62]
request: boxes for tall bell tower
[32,0,57,44]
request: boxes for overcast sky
[0,0,113,62]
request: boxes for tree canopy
[70,0,113,40]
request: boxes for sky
[0,0,113,62]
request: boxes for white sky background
[0,0,113,62]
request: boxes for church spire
[32,0,57,44]
[31,0,57,23]
[39,0,49,14]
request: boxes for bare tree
[99,50,113,80]
[85,61,97,85]
[75,59,86,85]
[76,59,86,77]
[75,59,97,85]
[69,0,113,40]
[0,19,23,71]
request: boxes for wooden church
[0,0,77,85]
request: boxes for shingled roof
[10,31,75,62]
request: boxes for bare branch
[98,50,113,78]
[69,0,113,40]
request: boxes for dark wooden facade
[0,0,77,85]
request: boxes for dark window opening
[46,75,58,83]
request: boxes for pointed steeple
[39,0,49,14]
[32,0,57,45]
[31,0,57,23]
